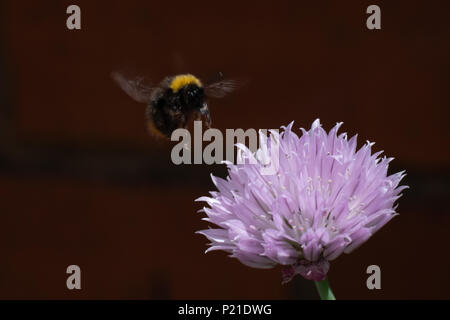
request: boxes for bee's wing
[204,74,246,98]
[111,71,155,104]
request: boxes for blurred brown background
[0,0,449,299]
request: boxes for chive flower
[197,119,407,284]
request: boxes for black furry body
[146,78,206,137]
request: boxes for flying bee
[111,72,241,139]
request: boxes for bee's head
[169,74,205,110]
[182,84,205,110]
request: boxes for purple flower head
[197,119,407,282]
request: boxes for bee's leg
[175,112,188,130]
[180,111,200,135]
[200,103,211,128]
[193,110,202,122]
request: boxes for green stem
[314,277,336,300]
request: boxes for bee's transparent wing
[204,73,246,98]
[111,71,155,104]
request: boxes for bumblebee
[112,72,240,138]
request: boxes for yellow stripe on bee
[170,74,202,92]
